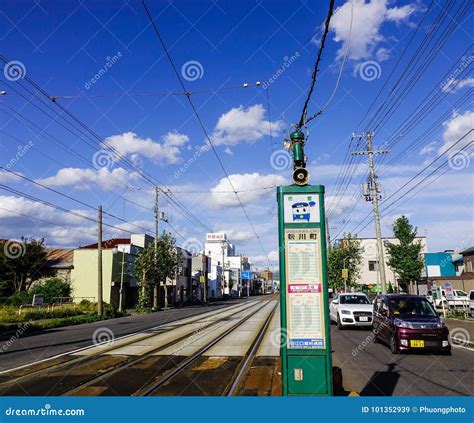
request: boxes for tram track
[0,299,263,395]
[137,299,279,396]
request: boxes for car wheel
[337,314,344,330]
[390,332,399,354]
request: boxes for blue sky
[1,0,472,270]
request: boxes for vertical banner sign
[285,228,325,349]
[278,185,332,396]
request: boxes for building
[260,269,274,282]
[424,247,474,293]
[191,253,211,302]
[71,235,151,308]
[170,247,192,305]
[346,236,427,293]
[204,232,233,298]
[43,249,74,283]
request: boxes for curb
[451,337,474,348]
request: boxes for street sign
[444,283,454,301]
[32,294,43,306]
[277,185,332,396]
[199,275,205,284]
[341,268,348,279]
[241,270,252,279]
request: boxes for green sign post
[277,184,333,396]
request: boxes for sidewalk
[445,318,474,348]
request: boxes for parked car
[329,293,373,329]
[469,290,474,317]
[373,294,451,354]
[426,289,469,308]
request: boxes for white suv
[329,293,373,329]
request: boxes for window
[368,261,378,271]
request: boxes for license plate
[410,340,425,348]
[359,316,369,321]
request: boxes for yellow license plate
[410,340,425,348]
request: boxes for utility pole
[352,131,389,294]
[118,248,126,312]
[153,187,159,308]
[97,205,103,315]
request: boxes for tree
[385,216,424,294]
[327,233,363,292]
[0,238,48,293]
[31,277,72,303]
[133,232,181,310]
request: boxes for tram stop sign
[277,185,333,396]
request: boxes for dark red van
[372,294,451,354]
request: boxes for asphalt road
[0,298,255,372]
[331,323,474,396]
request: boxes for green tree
[385,216,424,293]
[0,238,48,293]
[133,232,181,310]
[327,233,363,291]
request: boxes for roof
[460,247,474,255]
[80,238,131,250]
[45,249,74,268]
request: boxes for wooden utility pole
[97,205,103,315]
[352,131,389,294]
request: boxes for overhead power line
[141,0,272,267]
[297,0,335,129]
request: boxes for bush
[31,278,72,304]
[5,292,33,306]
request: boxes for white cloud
[0,171,24,184]
[210,173,286,207]
[104,131,190,165]
[36,167,140,191]
[438,110,473,155]
[330,0,419,62]
[442,77,474,93]
[210,104,283,146]
[224,147,233,156]
[419,141,438,156]
[218,228,254,242]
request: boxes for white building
[204,232,242,298]
[348,236,427,293]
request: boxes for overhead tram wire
[0,206,97,238]
[141,0,272,268]
[0,184,143,236]
[0,167,154,235]
[1,61,214,234]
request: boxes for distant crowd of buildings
[338,236,474,294]
[44,232,278,309]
